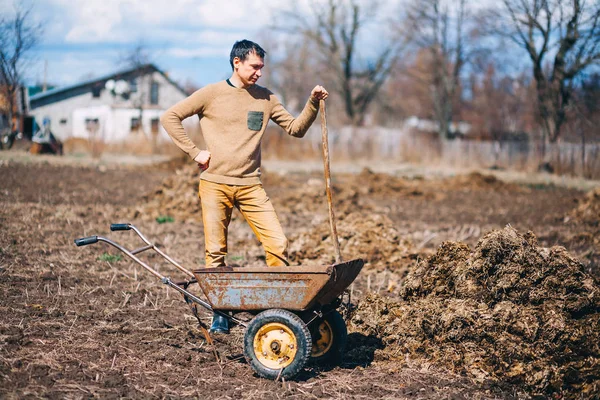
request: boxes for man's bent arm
[270,97,319,138]
[160,88,210,160]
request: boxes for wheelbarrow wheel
[243,309,312,380]
[310,310,347,365]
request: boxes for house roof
[28,86,57,97]
[29,64,188,109]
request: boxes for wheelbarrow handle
[74,236,98,246]
[110,223,131,231]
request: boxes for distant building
[28,64,189,143]
[404,116,472,138]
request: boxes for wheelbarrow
[74,101,362,380]
[75,223,363,379]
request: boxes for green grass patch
[525,182,556,190]
[97,253,123,263]
[156,215,175,224]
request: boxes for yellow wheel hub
[253,322,298,369]
[311,320,333,357]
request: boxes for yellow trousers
[199,179,289,268]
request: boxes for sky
[3,0,287,88]
[2,0,503,90]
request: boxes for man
[160,40,328,333]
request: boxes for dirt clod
[570,187,600,228]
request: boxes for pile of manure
[289,212,415,270]
[132,164,201,222]
[442,172,526,193]
[570,187,600,228]
[351,226,600,397]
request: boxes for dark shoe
[210,313,229,334]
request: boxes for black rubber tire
[309,310,348,366]
[1,133,14,150]
[243,309,312,380]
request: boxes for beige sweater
[161,80,319,185]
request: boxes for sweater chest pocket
[247,111,264,131]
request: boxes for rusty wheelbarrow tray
[194,261,363,312]
[75,223,364,380]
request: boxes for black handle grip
[110,223,131,231]
[74,236,98,246]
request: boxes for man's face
[234,51,264,87]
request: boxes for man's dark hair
[229,40,266,70]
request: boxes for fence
[262,125,600,180]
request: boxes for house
[28,64,190,144]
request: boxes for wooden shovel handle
[320,100,342,263]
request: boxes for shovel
[320,100,342,264]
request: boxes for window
[91,85,102,98]
[130,117,141,132]
[129,79,138,93]
[150,82,159,105]
[151,118,159,134]
[85,118,99,132]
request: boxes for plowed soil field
[1,153,599,399]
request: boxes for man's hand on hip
[310,85,329,102]
[194,150,211,171]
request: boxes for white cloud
[196,0,271,28]
[33,50,116,85]
[49,0,124,43]
[167,47,229,58]
[40,0,275,44]
[196,30,247,46]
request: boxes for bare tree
[568,73,600,178]
[280,0,401,126]
[116,40,155,144]
[0,2,42,130]
[259,34,318,113]
[399,0,468,140]
[118,40,154,69]
[488,0,600,144]
[464,64,538,168]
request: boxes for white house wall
[69,107,188,143]
[29,68,191,143]
[149,71,189,110]
[72,105,111,140]
[29,90,110,141]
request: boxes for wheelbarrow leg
[189,302,221,363]
[179,283,220,363]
